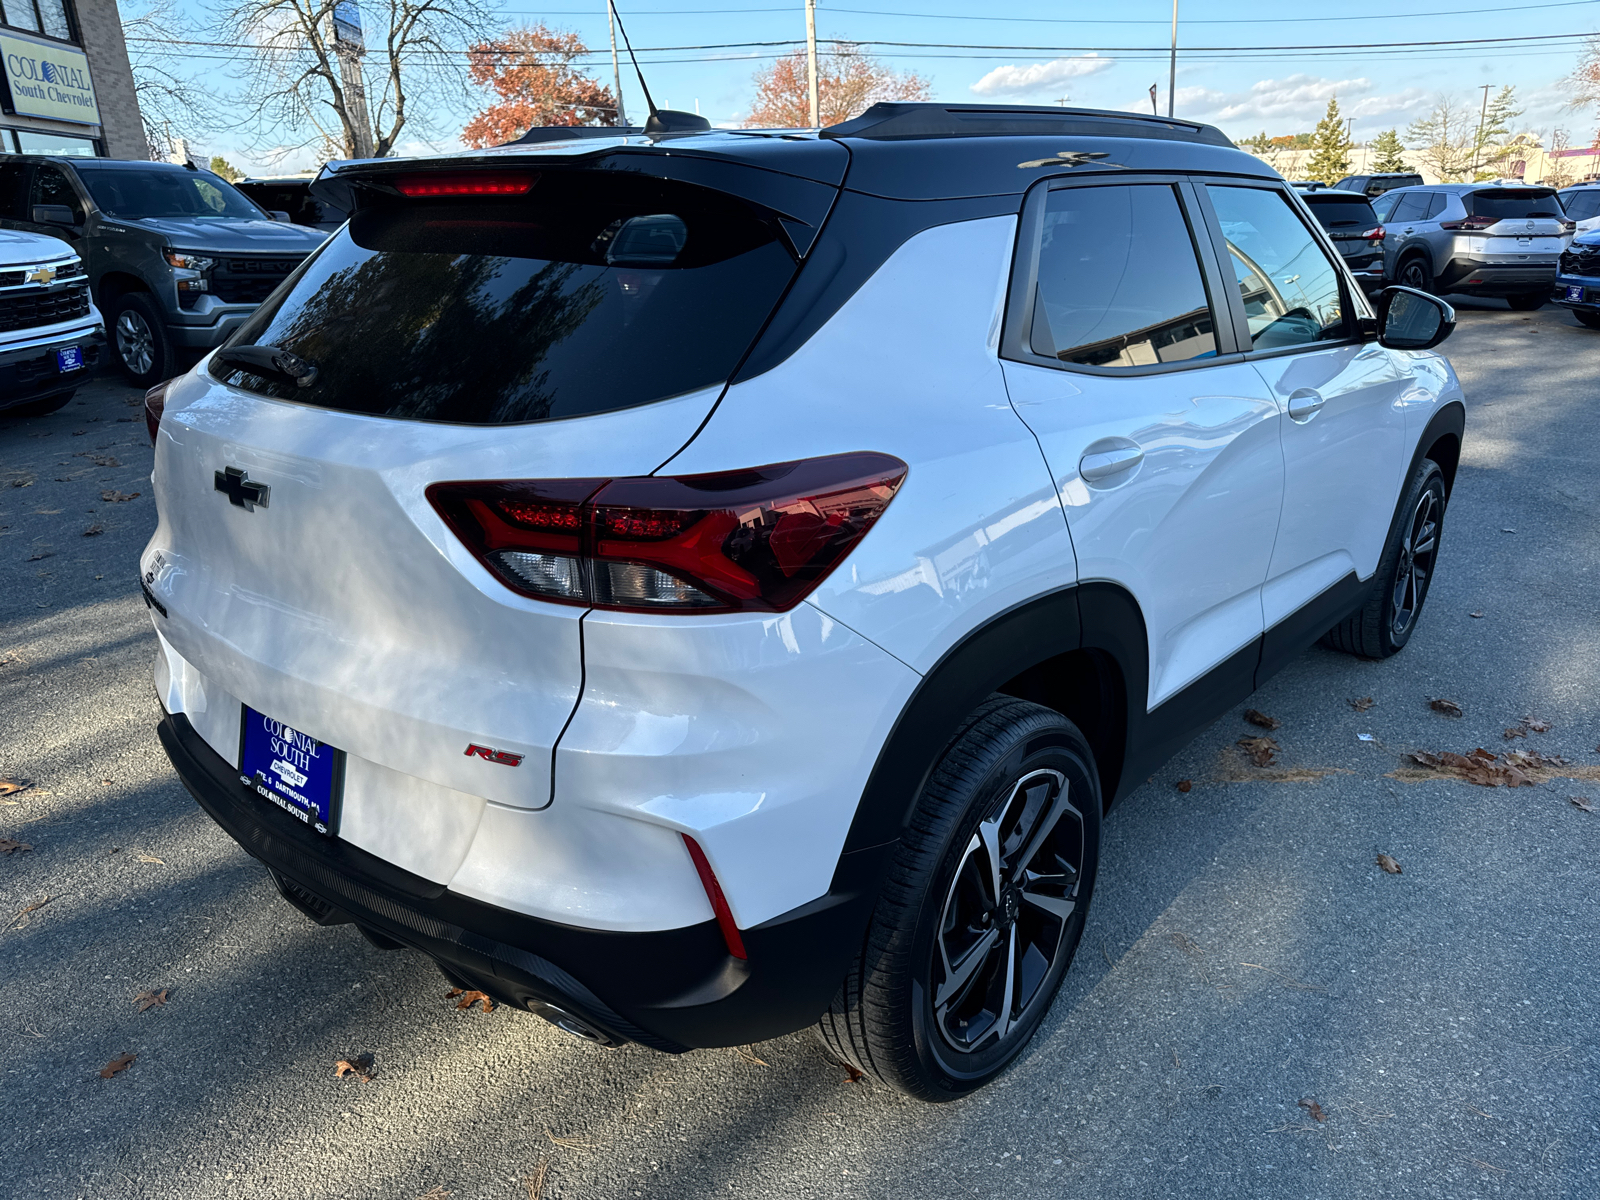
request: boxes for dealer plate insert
[239,705,345,836]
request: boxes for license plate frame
[238,706,345,836]
[1566,284,1586,303]
[55,345,82,373]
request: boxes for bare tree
[214,0,498,161]
[121,0,214,159]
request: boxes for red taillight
[1562,219,1577,233]
[1440,215,1497,231]
[427,453,908,614]
[1360,226,1385,242]
[143,379,171,445]
[394,172,536,197]
[681,834,746,960]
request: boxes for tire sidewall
[1378,460,1446,655]
[905,718,1102,1095]
[1397,254,1432,293]
[111,293,171,388]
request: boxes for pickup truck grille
[0,259,85,289]
[212,256,304,305]
[0,283,91,333]
[1560,245,1600,277]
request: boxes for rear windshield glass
[74,165,263,220]
[1304,194,1380,230]
[219,172,798,424]
[1465,189,1562,219]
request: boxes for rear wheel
[1573,309,1600,330]
[110,292,174,388]
[817,696,1101,1101]
[1506,292,1546,311]
[2,389,74,418]
[1396,255,1433,293]
[1321,458,1446,659]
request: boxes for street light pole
[607,0,626,126]
[1167,0,1177,117]
[1475,83,1493,177]
[805,0,819,127]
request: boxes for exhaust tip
[528,1001,615,1045]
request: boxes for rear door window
[1206,185,1348,351]
[1465,189,1562,220]
[1386,191,1431,224]
[221,171,799,424]
[1025,183,1219,368]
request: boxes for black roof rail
[820,102,1234,148]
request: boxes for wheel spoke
[976,814,1003,902]
[1011,773,1072,877]
[1018,887,1076,923]
[935,926,1000,1009]
[994,927,1019,1042]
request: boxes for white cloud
[1167,74,1430,134]
[971,55,1114,99]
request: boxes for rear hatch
[1454,188,1566,260]
[1304,193,1384,270]
[142,150,834,868]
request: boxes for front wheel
[818,696,1101,1101]
[1506,292,1546,311]
[1396,255,1433,293]
[1321,458,1447,659]
[110,292,174,388]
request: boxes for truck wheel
[110,292,174,388]
[3,389,74,417]
[1506,293,1545,311]
[1321,458,1446,659]
[817,696,1101,1101]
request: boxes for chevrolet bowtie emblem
[1017,150,1125,170]
[26,266,56,285]
[214,465,271,511]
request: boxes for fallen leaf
[1298,1098,1327,1122]
[840,1061,867,1084]
[414,1188,451,1200]
[0,838,32,854]
[1522,716,1551,733]
[446,987,493,1013]
[545,1129,600,1150]
[1175,779,1193,793]
[16,894,50,915]
[334,1053,375,1082]
[1376,854,1403,874]
[136,853,164,864]
[1503,726,1526,740]
[733,1045,769,1066]
[1429,698,1463,718]
[100,490,140,502]
[99,1052,136,1079]
[72,429,86,436]
[1357,733,1377,742]
[25,548,53,561]
[1469,610,1485,618]
[1570,796,1597,814]
[82,523,103,537]
[1349,696,1375,712]
[1409,749,1534,788]
[133,988,169,1012]
[1237,736,1279,767]
[1244,708,1281,730]
[8,476,32,487]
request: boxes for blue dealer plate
[1566,285,1586,303]
[239,706,344,835]
[56,346,82,372]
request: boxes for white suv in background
[142,104,1465,1100]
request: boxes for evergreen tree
[1369,129,1408,173]
[1305,97,1354,183]
[208,156,243,182]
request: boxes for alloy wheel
[932,768,1084,1055]
[1400,260,1428,290]
[1390,488,1439,637]
[116,309,155,377]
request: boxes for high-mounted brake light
[427,453,908,615]
[681,834,746,960]
[394,172,536,198]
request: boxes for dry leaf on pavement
[1521,716,1551,733]
[414,1189,451,1200]
[1348,697,1375,712]
[1175,779,1193,793]
[0,777,31,796]
[134,989,169,1012]
[0,838,31,854]
[136,853,164,864]
[840,1061,867,1083]
[335,1053,375,1082]
[521,1162,549,1200]
[1298,1098,1327,1122]
[446,987,493,1013]
[1469,610,1485,618]
[1569,796,1596,814]
[1238,736,1279,767]
[1376,854,1403,874]
[1429,698,1463,718]
[1503,726,1526,740]
[82,523,103,537]
[100,490,140,502]
[25,547,53,561]
[1244,709,1281,730]
[1409,749,1534,788]
[99,1052,136,1079]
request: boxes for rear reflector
[427,453,908,614]
[394,172,536,197]
[682,834,746,960]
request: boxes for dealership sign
[0,30,99,126]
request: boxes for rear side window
[1466,188,1561,219]
[1562,190,1600,222]
[1028,183,1218,368]
[220,172,798,424]
[1207,185,1347,351]
[1305,195,1380,231]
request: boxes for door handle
[1287,388,1325,422]
[1079,444,1144,482]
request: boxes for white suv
[141,104,1465,1101]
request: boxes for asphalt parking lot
[3,299,1598,1200]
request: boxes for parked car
[1553,229,1600,328]
[0,157,328,387]
[1557,181,1600,238]
[233,175,349,233]
[1331,172,1425,198]
[141,103,1464,1101]
[0,227,105,416]
[1369,182,1569,309]
[1297,188,1386,293]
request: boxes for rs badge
[465,743,524,766]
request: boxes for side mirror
[1378,286,1455,351]
[268,210,292,223]
[32,203,77,227]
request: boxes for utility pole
[1474,83,1493,178]
[607,0,626,126]
[332,1,374,158]
[805,0,819,127]
[1055,94,1069,107]
[1167,0,1178,117]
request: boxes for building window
[1,0,73,42]
[13,128,99,155]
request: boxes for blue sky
[160,0,1600,171]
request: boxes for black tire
[1321,458,1447,659]
[2,388,74,418]
[818,696,1102,1101]
[1506,292,1546,311]
[110,291,174,387]
[1573,309,1600,330]
[1396,254,1434,293]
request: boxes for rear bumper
[0,323,104,410]
[158,710,888,1050]
[1553,274,1600,310]
[1436,260,1556,293]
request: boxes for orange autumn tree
[463,25,618,147]
[743,43,930,128]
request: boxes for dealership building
[0,0,144,158]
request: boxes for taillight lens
[1360,226,1385,241]
[1440,215,1497,231]
[143,379,172,445]
[1561,219,1577,233]
[394,172,536,197]
[427,453,908,614]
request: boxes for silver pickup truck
[0,226,104,417]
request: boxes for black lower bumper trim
[158,712,886,1051]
